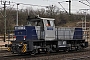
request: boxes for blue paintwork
[25,26,38,40]
[15,29,26,40]
[14,26,83,40]
[14,26,38,40]
[47,26,53,30]
[73,28,83,39]
[15,29,26,36]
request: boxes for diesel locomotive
[5,16,88,54]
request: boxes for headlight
[20,42,23,44]
[39,49,42,51]
[63,41,66,44]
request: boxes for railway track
[0,46,90,60]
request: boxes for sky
[1,0,90,14]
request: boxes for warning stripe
[7,47,11,51]
[21,44,27,53]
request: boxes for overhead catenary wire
[48,0,90,14]
[86,0,90,5]
[10,1,49,8]
[0,7,4,17]
[79,1,90,7]
[58,2,68,14]
[7,1,50,26]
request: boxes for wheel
[76,45,83,51]
[45,48,51,54]
[31,49,36,55]
[12,51,15,54]
[66,47,70,52]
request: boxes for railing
[32,29,45,40]
[55,28,84,40]
[32,28,85,40]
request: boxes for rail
[0,34,14,50]
[0,45,7,50]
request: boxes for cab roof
[28,17,55,22]
[40,18,55,21]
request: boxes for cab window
[50,20,54,26]
[46,20,54,26]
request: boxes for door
[43,19,55,40]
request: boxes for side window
[37,21,41,26]
[50,20,54,26]
[46,20,54,26]
[46,20,50,26]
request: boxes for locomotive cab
[27,16,55,40]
